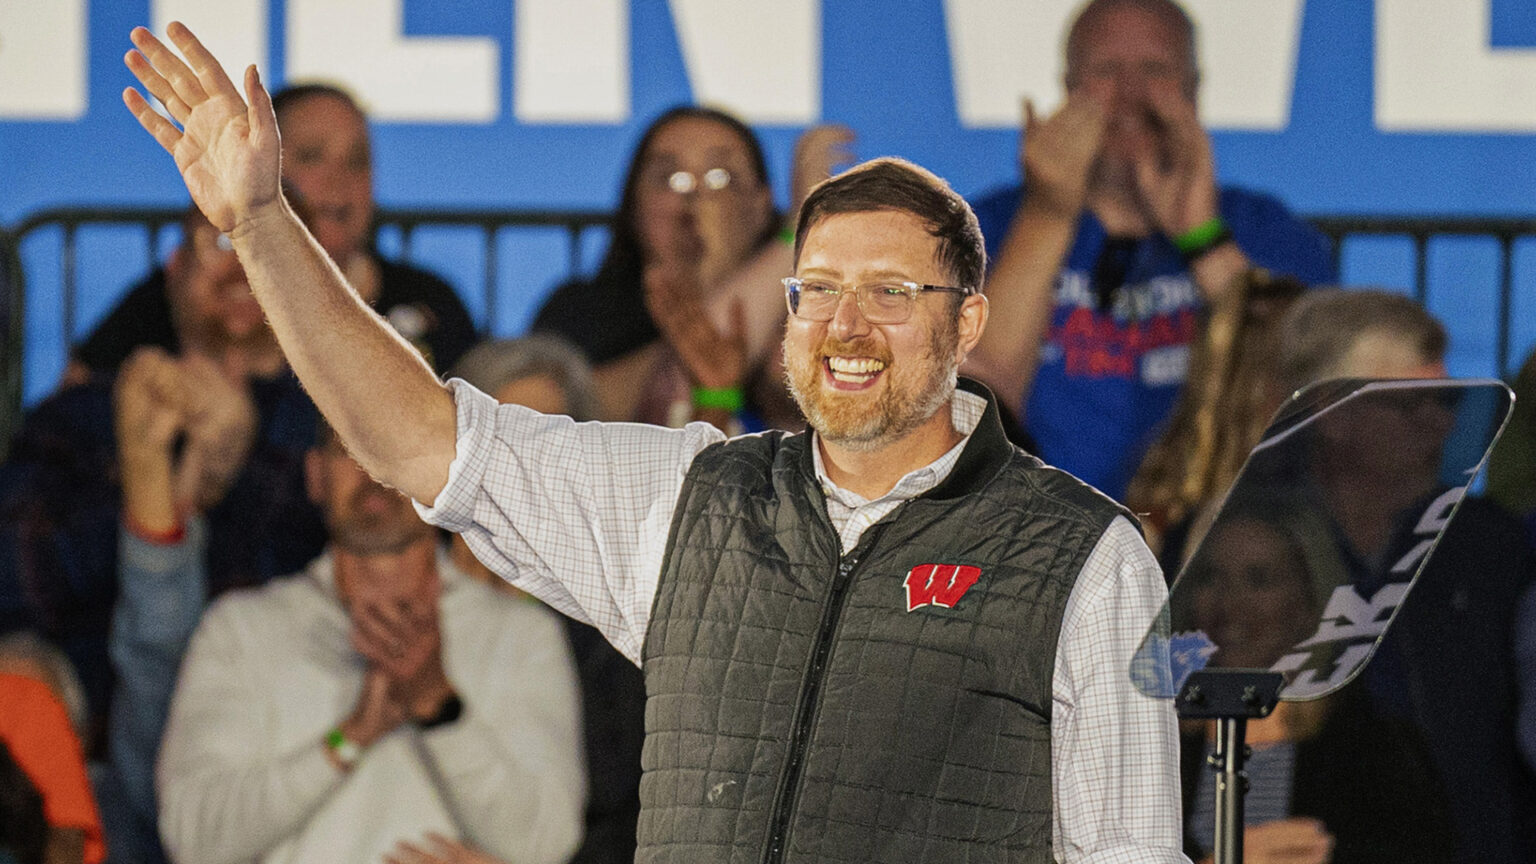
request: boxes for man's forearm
[229,200,457,504]
[971,200,1077,415]
[1188,241,1251,308]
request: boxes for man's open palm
[123,22,282,236]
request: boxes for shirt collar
[812,390,987,508]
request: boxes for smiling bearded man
[784,288,960,451]
[119,29,1187,857]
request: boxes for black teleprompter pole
[1177,669,1284,864]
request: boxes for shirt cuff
[412,378,498,533]
[1073,846,1190,864]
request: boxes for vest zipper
[761,552,860,864]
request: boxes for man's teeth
[827,357,886,381]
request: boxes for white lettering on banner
[1413,486,1462,535]
[152,0,267,90]
[941,0,1075,129]
[515,0,627,123]
[669,0,819,124]
[0,0,86,119]
[1379,0,1536,131]
[941,0,1305,130]
[287,0,497,123]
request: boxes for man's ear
[955,293,989,361]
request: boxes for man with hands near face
[154,426,584,864]
[968,0,1334,500]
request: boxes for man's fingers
[356,602,410,646]
[123,87,183,155]
[244,65,279,151]
[124,50,193,124]
[387,840,441,864]
[166,21,242,102]
[129,26,208,107]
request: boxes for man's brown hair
[793,157,986,297]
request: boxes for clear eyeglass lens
[666,171,697,194]
[702,167,732,190]
[791,280,913,323]
[863,283,913,320]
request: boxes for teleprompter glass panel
[1130,378,1515,701]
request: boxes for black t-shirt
[532,271,658,366]
[74,255,478,375]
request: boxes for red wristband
[123,513,187,545]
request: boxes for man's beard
[784,316,960,452]
[328,485,431,556]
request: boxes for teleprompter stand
[1176,670,1283,864]
[1130,378,1517,864]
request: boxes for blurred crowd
[1,1,1534,864]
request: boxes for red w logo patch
[904,563,983,612]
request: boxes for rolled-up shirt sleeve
[414,378,725,663]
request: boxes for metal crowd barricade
[1310,216,1536,394]
[3,208,1535,461]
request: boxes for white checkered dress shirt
[417,380,1187,863]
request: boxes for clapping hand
[124,23,284,238]
[644,261,747,393]
[1130,81,1219,238]
[1020,94,1108,219]
[115,347,257,525]
[174,353,258,512]
[349,579,454,721]
[1239,818,1335,864]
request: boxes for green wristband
[325,726,361,768]
[693,386,745,413]
[1173,216,1232,257]
[778,226,796,247]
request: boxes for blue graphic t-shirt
[970,185,1336,500]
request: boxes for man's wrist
[324,725,363,771]
[412,691,463,730]
[123,511,186,545]
[1173,216,1234,262]
[692,385,745,413]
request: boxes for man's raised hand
[1131,81,1219,238]
[123,23,282,237]
[1020,94,1108,221]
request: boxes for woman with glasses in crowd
[533,106,851,431]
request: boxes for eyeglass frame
[782,276,976,325]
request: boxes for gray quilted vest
[639,382,1130,863]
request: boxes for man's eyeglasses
[783,277,972,325]
[645,167,735,195]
